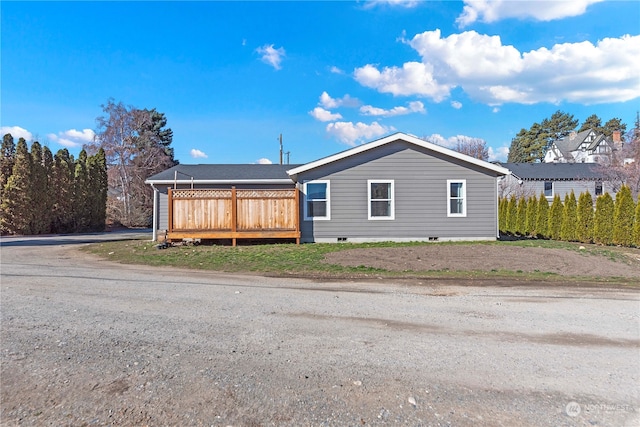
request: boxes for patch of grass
[80,238,640,285]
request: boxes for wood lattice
[237,189,295,199]
[172,189,232,199]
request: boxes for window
[303,180,330,220]
[447,180,466,217]
[544,181,553,198]
[368,180,394,220]
[595,181,603,196]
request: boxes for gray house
[146,132,510,243]
[498,162,614,201]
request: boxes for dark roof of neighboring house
[145,164,302,184]
[499,162,604,181]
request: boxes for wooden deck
[167,187,300,245]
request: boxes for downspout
[151,184,158,242]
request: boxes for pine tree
[560,191,578,241]
[526,195,538,236]
[548,195,563,240]
[594,193,614,245]
[0,139,33,234]
[612,185,635,246]
[516,197,527,236]
[535,193,549,238]
[576,191,594,243]
[634,199,640,247]
[42,146,54,233]
[506,195,517,235]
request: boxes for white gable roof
[287,132,510,178]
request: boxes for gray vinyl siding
[158,192,168,231]
[297,141,500,243]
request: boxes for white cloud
[354,62,452,101]
[359,29,640,105]
[319,91,360,109]
[451,101,463,109]
[47,128,94,148]
[492,107,500,113]
[423,133,484,149]
[190,148,208,159]
[457,0,605,27]
[360,100,425,117]
[488,145,510,162]
[309,107,343,122]
[62,128,95,142]
[325,121,394,146]
[256,44,286,70]
[256,158,272,164]
[329,66,344,74]
[1,126,33,141]
[363,0,420,9]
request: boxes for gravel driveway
[1,233,639,426]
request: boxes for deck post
[231,186,237,246]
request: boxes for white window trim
[544,181,554,199]
[447,179,466,218]
[303,180,330,221]
[368,179,395,220]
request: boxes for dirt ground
[323,244,640,280]
[1,234,639,426]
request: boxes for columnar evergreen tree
[516,197,527,236]
[87,148,108,231]
[535,193,549,238]
[560,191,578,241]
[634,199,640,247]
[0,139,33,234]
[42,146,54,232]
[525,195,538,236]
[29,142,51,234]
[576,191,594,243]
[612,185,635,246]
[0,133,16,201]
[547,195,563,241]
[498,197,508,234]
[73,150,91,232]
[506,195,517,235]
[594,193,614,245]
[50,149,75,233]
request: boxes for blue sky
[2,1,639,165]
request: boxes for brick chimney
[612,130,622,150]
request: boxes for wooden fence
[167,187,300,245]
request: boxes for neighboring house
[543,129,621,164]
[498,162,615,201]
[146,132,510,243]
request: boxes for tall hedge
[548,195,563,241]
[576,191,594,243]
[612,185,635,246]
[594,193,614,245]
[0,139,33,235]
[535,193,549,238]
[560,191,578,241]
